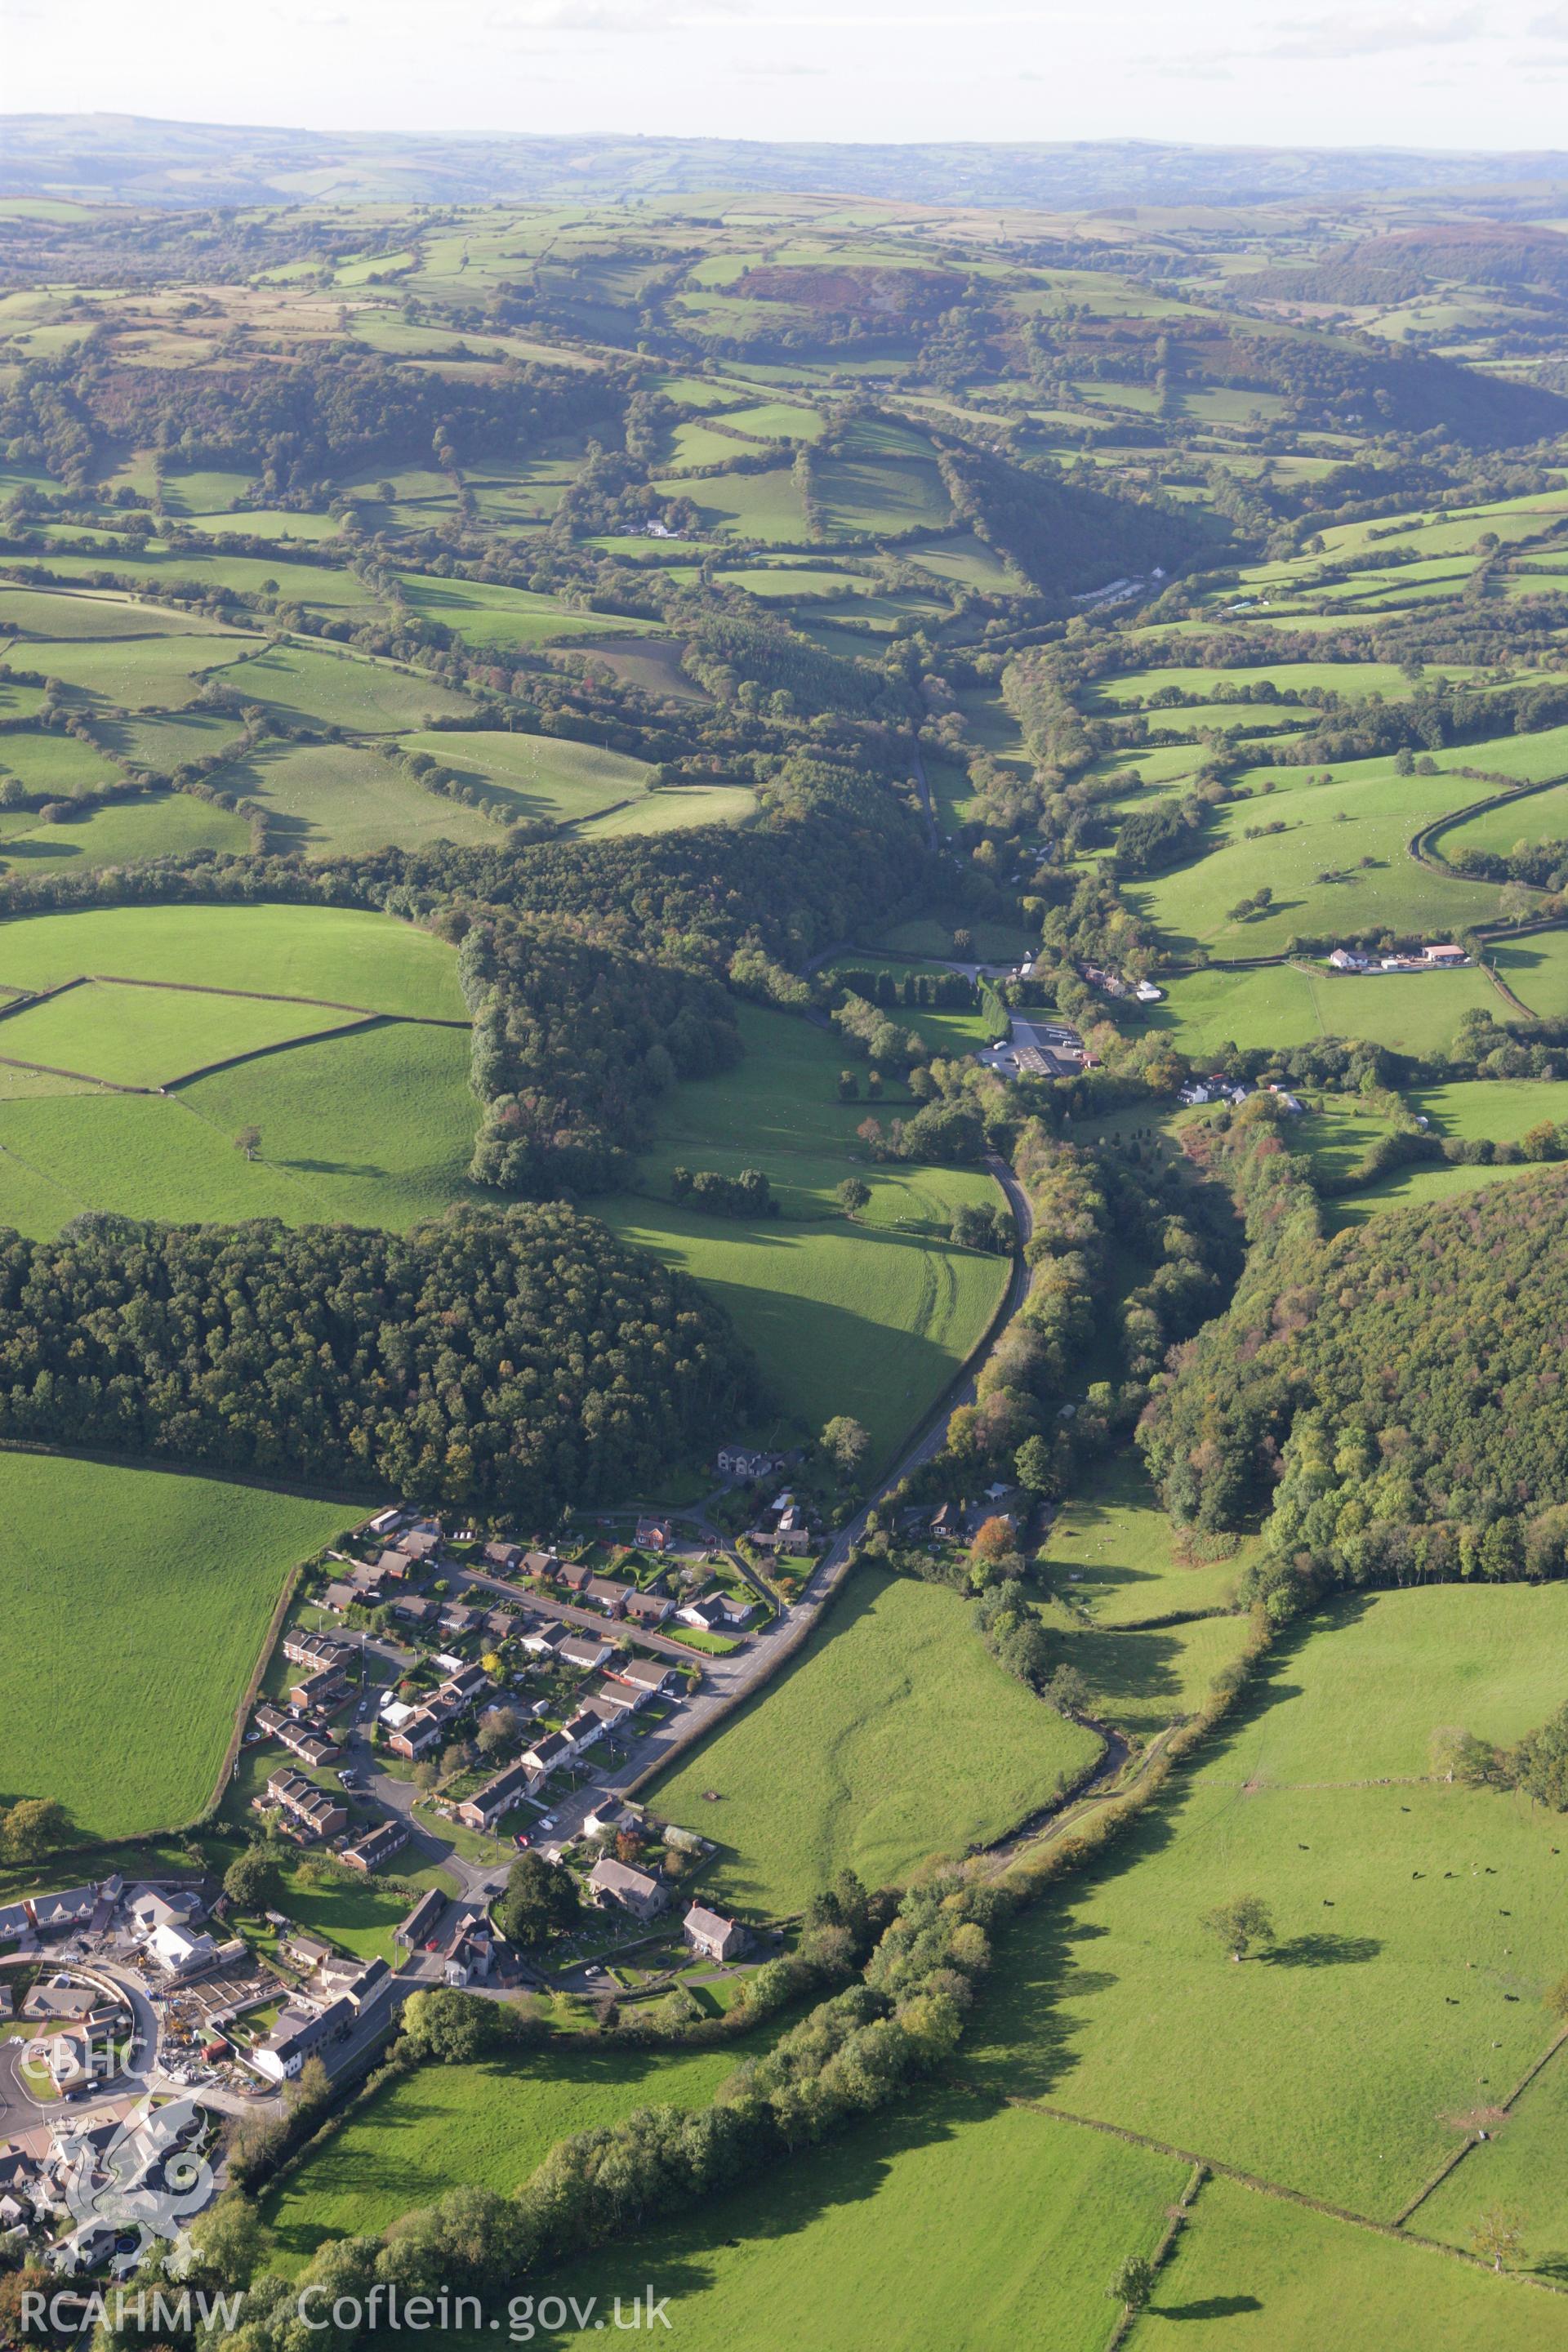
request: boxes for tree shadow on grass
[1154,2294,1265,2320]
[1263,1932,1382,1968]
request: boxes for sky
[5,0,1568,151]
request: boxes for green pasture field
[536,2096,1183,2352]
[1127,2174,1564,2352]
[224,642,478,733]
[6,633,258,708]
[1443,779,1568,858]
[573,784,757,835]
[1092,662,1475,707]
[667,419,759,467]
[0,902,466,1018]
[1197,1586,1568,1787]
[819,957,994,1058]
[602,1000,1005,1450]
[1113,701,1310,742]
[601,1192,1002,1464]
[185,510,344,542]
[652,465,808,541]
[0,978,367,1087]
[396,575,661,649]
[212,741,509,855]
[0,728,123,798]
[90,710,249,770]
[565,636,709,702]
[0,1452,341,1840]
[817,449,951,539]
[0,790,248,875]
[907,532,1022,592]
[262,2032,779,2268]
[1057,1612,1253,1732]
[870,910,1036,962]
[651,1570,1102,1913]
[721,400,824,439]
[158,467,255,514]
[1411,1076,1568,1142]
[0,1023,478,1235]
[969,1768,1568,2218]
[964,1576,1568,2219]
[1147,962,1498,1062]
[1324,1157,1540,1229]
[399,728,653,826]
[1128,760,1499,956]
[0,586,222,639]
[16,548,384,611]
[1040,1453,1250,1625]
[1490,932,1568,1018]
[1418,2041,1568,2270]
[716,563,870,597]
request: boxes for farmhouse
[455,1758,538,1832]
[341,1820,410,1873]
[746,1495,810,1557]
[716,1445,786,1481]
[586,1857,669,1921]
[684,1904,746,1963]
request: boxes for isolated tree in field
[837,1069,859,1101]
[1203,1895,1274,1962]
[0,1797,69,1863]
[821,1414,870,1472]
[1472,2207,1526,2273]
[836,1177,871,1218]
[234,1125,262,1161]
[495,1850,582,1947]
[1543,1971,1568,2025]
[1107,2254,1154,2314]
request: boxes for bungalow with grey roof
[558,1634,612,1672]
